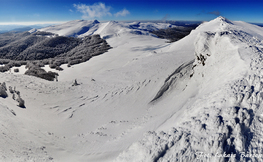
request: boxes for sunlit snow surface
[1,17,263,162]
[36,20,175,39]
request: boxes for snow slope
[1,16,263,162]
[0,19,180,162]
[37,20,100,37]
[115,17,263,162]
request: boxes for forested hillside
[0,31,111,73]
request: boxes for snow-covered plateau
[1,16,263,162]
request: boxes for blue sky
[0,0,263,25]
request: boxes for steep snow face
[115,18,263,162]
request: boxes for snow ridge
[115,17,263,162]
[38,20,100,37]
[35,20,176,39]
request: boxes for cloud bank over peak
[73,3,112,19]
[115,9,130,17]
[73,2,130,20]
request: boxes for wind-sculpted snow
[0,82,25,108]
[115,17,263,162]
[151,60,194,102]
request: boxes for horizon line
[0,19,204,25]
[0,19,262,26]
[0,21,68,26]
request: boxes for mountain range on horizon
[0,19,200,34]
[1,18,263,34]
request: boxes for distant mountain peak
[214,16,233,24]
[93,20,100,24]
[28,28,37,33]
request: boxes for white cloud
[114,9,130,17]
[69,9,73,13]
[73,3,112,19]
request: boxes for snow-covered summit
[214,16,233,24]
[115,17,263,162]
[38,19,100,37]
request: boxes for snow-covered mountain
[35,20,100,37]
[33,20,176,38]
[1,16,263,162]
[115,17,263,162]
